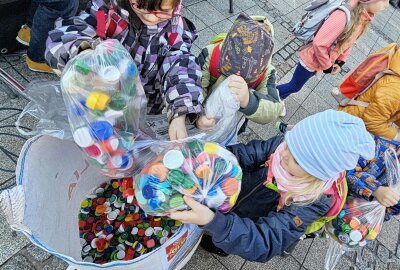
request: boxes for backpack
[208,34,267,90]
[0,0,29,54]
[292,0,352,44]
[331,43,400,107]
[265,172,348,235]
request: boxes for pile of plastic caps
[78,178,181,264]
[134,139,242,216]
[61,39,147,178]
[327,198,382,249]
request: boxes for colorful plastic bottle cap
[104,109,124,122]
[349,217,361,229]
[131,227,139,235]
[101,66,121,85]
[146,238,156,248]
[90,121,113,141]
[162,230,169,237]
[204,142,219,155]
[149,163,169,181]
[167,170,185,186]
[338,233,350,244]
[365,229,377,240]
[218,202,232,213]
[109,94,126,111]
[86,91,111,111]
[349,230,362,242]
[84,143,103,158]
[359,240,367,247]
[338,210,346,219]
[102,137,119,154]
[169,194,185,208]
[229,193,239,206]
[163,150,185,169]
[149,198,162,210]
[195,164,212,180]
[222,178,239,196]
[107,211,118,221]
[160,237,168,244]
[75,59,92,75]
[145,227,154,237]
[135,190,148,205]
[73,127,94,148]
[116,250,125,260]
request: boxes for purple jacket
[45,0,203,122]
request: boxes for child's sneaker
[16,25,31,46]
[276,121,288,134]
[26,56,54,74]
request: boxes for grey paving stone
[281,96,301,122]
[0,213,29,265]
[182,8,207,31]
[301,91,332,115]
[0,66,29,89]
[377,244,390,262]
[25,244,51,263]
[193,28,217,51]
[41,256,69,270]
[9,62,58,84]
[0,57,10,69]
[183,0,203,7]
[290,85,312,105]
[187,2,225,26]
[182,247,225,270]
[382,21,400,43]
[207,0,242,18]
[241,255,301,270]
[285,9,302,24]
[234,0,257,11]
[313,79,338,108]
[212,254,245,270]
[377,218,400,254]
[291,238,313,265]
[238,128,262,144]
[303,237,329,270]
[279,49,290,60]
[371,37,391,54]
[272,22,295,46]
[288,106,311,125]
[210,19,234,34]
[244,4,272,18]
[247,121,277,140]
[0,255,34,270]
[332,255,354,270]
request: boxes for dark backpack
[0,0,29,54]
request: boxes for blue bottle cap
[148,198,162,210]
[142,185,156,199]
[90,121,113,141]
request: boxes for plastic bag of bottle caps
[325,147,400,270]
[61,39,148,178]
[78,178,182,264]
[134,139,242,216]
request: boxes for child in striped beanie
[170,110,375,261]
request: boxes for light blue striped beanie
[285,109,375,181]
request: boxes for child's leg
[277,63,315,99]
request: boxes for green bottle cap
[75,59,91,75]
[109,94,126,111]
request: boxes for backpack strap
[209,43,222,80]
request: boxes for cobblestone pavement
[1,0,400,269]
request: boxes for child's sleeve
[197,45,213,97]
[45,4,103,71]
[241,66,283,124]
[161,50,204,123]
[346,170,382,201]
[227,136,283,172]
[203,195,332,262]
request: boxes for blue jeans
[27,0,78,63]
[277,63,316,99]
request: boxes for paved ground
[1,0,400,269]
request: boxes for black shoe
[200,235,229,257]
[276,121,288,134]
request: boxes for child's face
[363,0,390,13]
[129,0,176,25]
[280,144,310,178]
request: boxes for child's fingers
[169,210,195,223]
[183,196,204,211]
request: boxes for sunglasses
[129,1,181,19]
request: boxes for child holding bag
[45,0,204,140]
[170,110,375,261]
[277,0,390,99]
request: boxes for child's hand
[228,75,250,108]
[169,196,215,226]
[169,115,188,140]
[331,64,341,75]
[196,116,216,130]
[373,186,400,207]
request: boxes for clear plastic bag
[324,148,400,270]
[15,80,72,139]
[134,138,243,216]
[61,39,148,177]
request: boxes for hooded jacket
[338,47,400,140]
[45,0,203,122]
